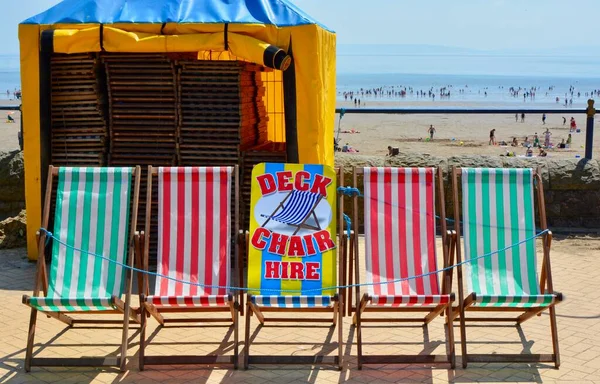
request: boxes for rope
[38,227,548,294]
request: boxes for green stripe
[480,170,494,294]
[61,170,80,298]
[466,170,480,293]
[522,170,539,295]
[48,168,66,298]
[118,170,132,294]
[508,169,523,295]
[92,170,107,297]
[76,170,94,310]
[495,171,507,295]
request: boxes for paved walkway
[1,236,599,383]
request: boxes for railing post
[585,99,596,160]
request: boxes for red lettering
[314,230,335,252]
[264,261,280,279]
[305,262,321,280]
[289,262,304,279]
[257,174,277,195]
[280,261,289,278]
[303,234,317,255]
[288,236,306,257]
[294,171,310,192]
[310,174,332,197]
[251,227,271,250]
[267,232,289,256]
[276,171,293,192]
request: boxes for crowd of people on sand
[339,83,599,106]
[4,89,21,100]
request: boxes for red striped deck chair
[451,167,562,368]
[352,167,455,369]
[22,166,141,372]
[139,166,239,369]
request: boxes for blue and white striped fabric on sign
[263,190,321,225]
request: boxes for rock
[0,150,25,220]
[547,159,600,190]
[0,210,27,249]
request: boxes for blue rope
[342,213,352,239]
[39,227,548,294]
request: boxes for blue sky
[3,0,598,54]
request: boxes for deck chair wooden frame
[243,167,344,370]
[450,167,562,368]
[261,190,324,235]
[352,167,456,369]
[23,165,142,372]
[139,166,240,369]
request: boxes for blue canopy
[22,0,331,30]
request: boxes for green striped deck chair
[22,166,141,372]
[451,167,562,368]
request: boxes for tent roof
[21,0,331,31]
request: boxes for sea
[1,50,599,107]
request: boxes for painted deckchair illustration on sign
[22,166,141,372]
[139,166,239,369]
[351,167,456,369]
[244,163,342,370]
[261,189,324,235]
[451,167,562,368]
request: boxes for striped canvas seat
[28,167,133,312]
[146,167,233,307]
[261,190,321,225]
[251,295,334,308]
[461,168,558,308]
[363,167,450,307]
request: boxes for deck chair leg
[356,298,363,370]
[119,300,131,372]
[424,304,446,324]
[24,308,38,372]
[233,301,239,370]
[337,298,343,371]
[139,305,146,371]
[244,301,251,370]
[347,234,355,316]
[446,304,456,369]
[459,307,468,368]
[549,306,560,368]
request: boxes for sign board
[247,163,337,295]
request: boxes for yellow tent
[19,0,336,259]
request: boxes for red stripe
[159,170,171,296]
[218,168,228,295]
[425,169,439,295]
[411,171,425,295]
[175,169,185,296]
[383,169,394,296]
[368,169,381,295]
[204,170,214,294]
[190,168,200,296]
[397,170,409,295]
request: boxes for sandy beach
[0,100,20,152]
[335,100,600,159]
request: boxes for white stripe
[376,168,387,295]
[502,170,515,296]
[112,169,128,295]
[526,170,540,295]
[474,169,486,295]
[225,168,232,286]
[363,168,373,295]
[418,169,432,295]
[167,168,178,295]
[404,168,416,294]
[68,168,86,298]
[182,168,192,296]
[390,169,402,294]
[85,170,100,297]
[488,170,500,295]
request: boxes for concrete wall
[336,153,600,231]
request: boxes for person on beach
[544,129,552,147]
[570,117,577,132]
[489,129,496,145]
[511,137,518,147]
[542,113,547,125]
[526,147,534,157]
[567,133,572,147]
[533,133,539,147]
[563,116,566,125]
[428,125,436,140]
[539,148,547,157]
[521,113,525,122]
[515,113,518,122]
